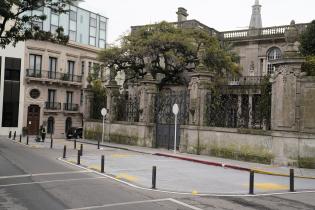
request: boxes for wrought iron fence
[205,92,271,130]
[116,94,140,122]
[155,90,190,125]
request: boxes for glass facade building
[28,5,108,48]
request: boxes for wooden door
[27,105,40,135]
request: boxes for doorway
[27,105,40,135]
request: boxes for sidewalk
[71,138,315,179]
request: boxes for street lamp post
[172,104,179,153]
[101,108,107,148]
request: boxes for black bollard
[50,137,53,149]
[26,135,29,145]
[80,144,83,156]
[74,139,77,149]
[101,155,105,173]
[77,150,81,165]
[13,131,16,140]
[63,145,67,159]
[19,135,22,142]
[290,169,295,192]
[9,131,12,139]
[98,140,100,149]
[152,166,157,189]
[249,170,254,195]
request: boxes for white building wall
[0,42,26,136]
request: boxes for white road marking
[0,177,106,187]
[65,198,203,210]
[0,170,92,179]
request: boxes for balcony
[45,102,61,111]
[25,69,83,85]
[221,23,308,41]
[228,76,264,86]
[64,103,79,112]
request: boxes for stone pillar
[270,20,305,132]
[237,95,242,127]
[139,73,158,123]
[248,94,253,128]
[105,81,120,122]
[188,71,213,126]
[83,88,94,120]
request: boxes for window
[90,27,96,37]
[2,57,21,127]
[67,60,75,81]
[99,39,105,48]
[88,62,92,73]
[100,21,106,30]
[90,17,96,27]
[51,13,59,32]
[47,117,54,134]
[69,31,76,41]
[49,57,57,79]
[66,91,73,104]
[48,89,56,103]
[30,89,40,99]
[81,61,85,75]
[29,54,42,76]
[89,37,96,46]
[70,10,77,21]
[80,90,83,105]
[267,47,282,75]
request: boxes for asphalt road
[1,137,315,210]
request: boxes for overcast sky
[81,0,315,45]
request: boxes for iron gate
[155,90,189,149]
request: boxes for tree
[300,20,315,56]
[0,0,79,48]
[300,20,315,76]
[87,64,107,119]
[98,22,240,87]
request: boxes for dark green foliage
[88,64,107,120]
[300,20,315,56]
[298,157,315,169]
[0,0,79,48]
[98,22,240,87]
[301,56,315,76]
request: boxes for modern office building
[0,3,108,138]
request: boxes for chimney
[176,7,188,22]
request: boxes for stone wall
[180,125,315,166]
[84,121,155,147]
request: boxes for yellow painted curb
[115,173,138,182]
[252,169,315,180]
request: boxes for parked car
[66,127,83,139]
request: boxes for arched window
[65,117,72,133]
[267,47,282,75]
[47,117,54,134]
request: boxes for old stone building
[85,0,315,166]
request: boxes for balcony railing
[221,23,308,40]
[228,76,264,86]
[45,102,61,110]
[26,69,82,83]
[64,103,79,111]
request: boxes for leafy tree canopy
[0,0,79,48]
[300,20,315,56]
[98,22,240,87]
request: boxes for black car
[66,127,83,139]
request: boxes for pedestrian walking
[41,126,46,142]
